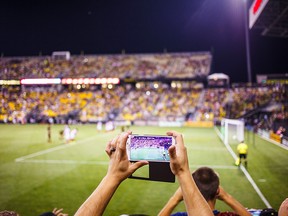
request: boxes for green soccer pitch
[0,124,287,215]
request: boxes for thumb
[130,160,149,173]
[168,145,176,159]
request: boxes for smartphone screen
[127,135,174,162]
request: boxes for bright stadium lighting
[171,82,176,88]
[136,83,141,89]
[0,80,20,85]
[90,78,96,84]
[84,78,89,84]
[154,83,159,89]
[146,91,151,96]
[176,83,182,88]
[21,78,61,85]
[72,79,78,85]
[95,78,101,84]
[78,78,84,84]
[101,78,107,84]
[108,84,113,89]
[77,84,81,89]
[66,78,73,84]
[112,78,120,84]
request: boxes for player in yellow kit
[237,141,248,168]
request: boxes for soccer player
[63,125,71,144]
[237,141,248,168]
[47,124,52,143]
[70,128,78,141]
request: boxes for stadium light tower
[243,0,252,83]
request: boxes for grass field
[0,124,287,216]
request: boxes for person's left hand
[52,208,68,216]
[105,131,148,183]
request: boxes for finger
[55,208,63,214]
[129,160,149,173]
[168,145,176,159]
[111,134,120,147]
[118,131,132,157]
[105,140,113,156]
[167,131,184,148]
[52,208,57,213]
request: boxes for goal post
[221,118,244,145]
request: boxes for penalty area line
[15,135,98,162]
[214,127,272,208]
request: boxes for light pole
[243,0,252,83]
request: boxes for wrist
[103,174,122,187]
[176,169,191,181]
[221,193,233,204]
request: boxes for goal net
[220,119,244,145]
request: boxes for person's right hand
[216,186,230,201]
[105,131,148,183]
[167,131,190,177]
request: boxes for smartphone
[127,134,175,162]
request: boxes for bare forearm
[158,195,181,216]
[222,194,251,216]
[75,175,120,216]
[178,172,213,216]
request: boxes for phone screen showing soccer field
[129,135,172,161]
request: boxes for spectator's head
[279,198,288,216]
[0,211,19,216]
[192,167,220,202]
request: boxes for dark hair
[192,167,220,201]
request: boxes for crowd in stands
[0,52,287,135]
[0,84,286,128]
[0,52,212,79]
[229,86,284,119]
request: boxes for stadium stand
[0,52,212,79]
[0,52,287,140]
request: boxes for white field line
[214,127,272,208]
[16,159,109,165]
[15,135,99,162]
[16,158,237,170]
[258,135,288,150]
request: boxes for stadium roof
[252,0,288,38]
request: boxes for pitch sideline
[214,126,272,208]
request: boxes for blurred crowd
[1,84,286,128]
[0,52,211,79]
[0,53,287,135]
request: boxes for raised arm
[75,131,148,216]
[166,131,213,216]
[158,187,183,216]
[217,186,251,216]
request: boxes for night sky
[1,0,288,83]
